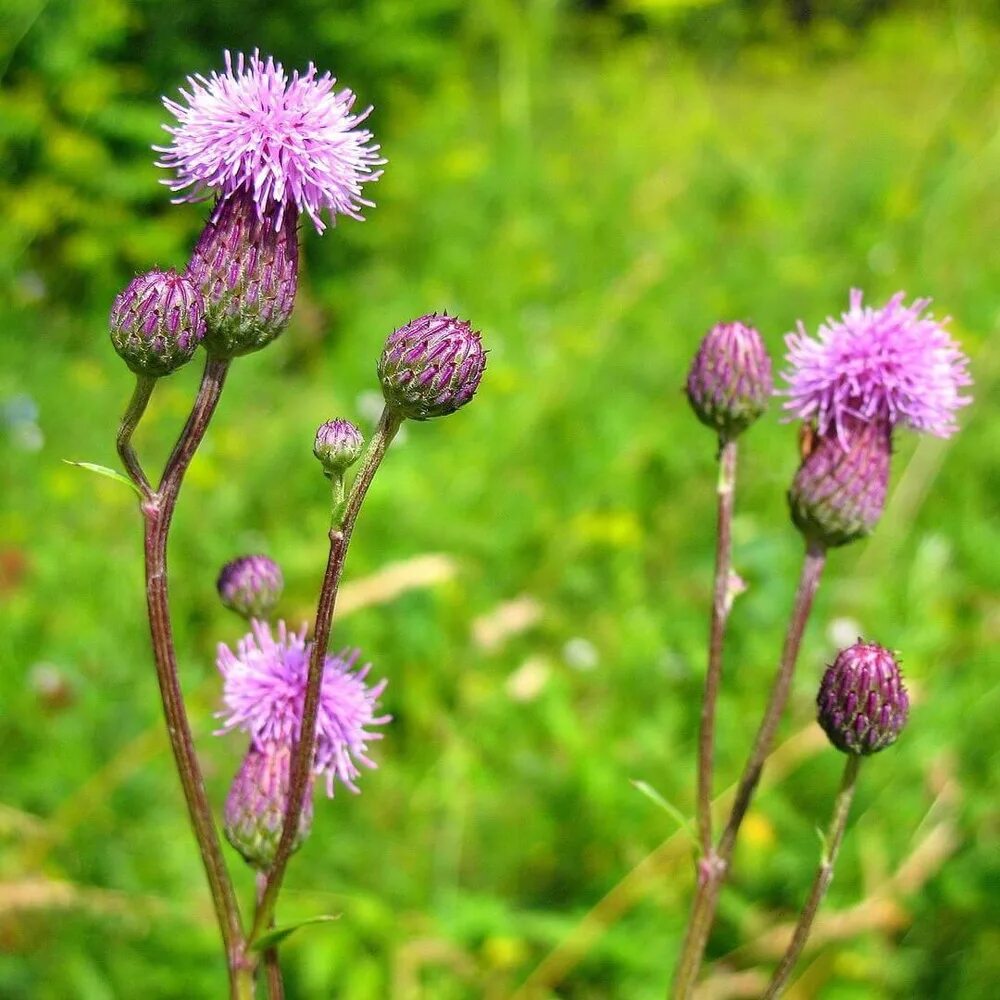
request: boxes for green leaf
[630,779,696,843]
[250,914,340,953]
[63,460,142,496]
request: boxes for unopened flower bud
[224,742,313,870]
[186,188,299,358]
[217,555,283,620]
[314,419,364,477]
[109,269,205,377]
[788,417,891,548]
[378,313,486,420]
[817,641,909,755]
[686,322,773,439]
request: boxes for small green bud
[314,419,365,477]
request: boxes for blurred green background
[1,1,998,997]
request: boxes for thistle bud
[314,419,365,477]
[224,742,313,870]
[378,313,486,420]
[217,555,283,620]
[788,417,892,548]
[186,189,299,358]
[685,322,773,439]
[817,641,909,755]
[109,269,205,377]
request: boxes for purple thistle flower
[783,289,972,446]
[157,50,383,233]
[216,620,390,796]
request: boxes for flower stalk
[120,356,251,996]
[695,437,738,855]
[257,872,286,1000]
[763,754,861,998]
[672,540,827,999]
[250,406,402,943]
[116,374,156,498]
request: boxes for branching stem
[123,355,251,998]
[671,540,827,999]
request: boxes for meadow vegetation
[1,2,998,996]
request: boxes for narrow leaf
[250,914,340,952]
[63,460,142,496]
[630,779,696,842]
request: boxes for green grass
[2,10,999,998]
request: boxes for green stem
[763,754,862,998]
[249,406,403,944]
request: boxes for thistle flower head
[109,269,205,377]
[216,620,390,795]
[817,641,909,756]
[686,321,773,438]
[224,741,313,870]
[157,50,383,232]
[783,290,971,446]
[186,188,299,357]
[788,416,892,548]
[314,418,365,477]
[217,554,284,620]
[378,313,486,420]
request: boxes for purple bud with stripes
[788,416,892,548]
[685,322,773,439]
[378,313,486,420]
[186,188,299,358]
[223,741,313,870]
[109,269,205,377]
[817,641,909,755]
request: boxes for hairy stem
[140,356,249,995]
[671,540,827,999]
[116,374,156,497]
[696,437,738,855]
[764,754,861,998]
[250,406,403,943]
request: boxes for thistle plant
[672,292,970,997]
[98,49,484,998]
